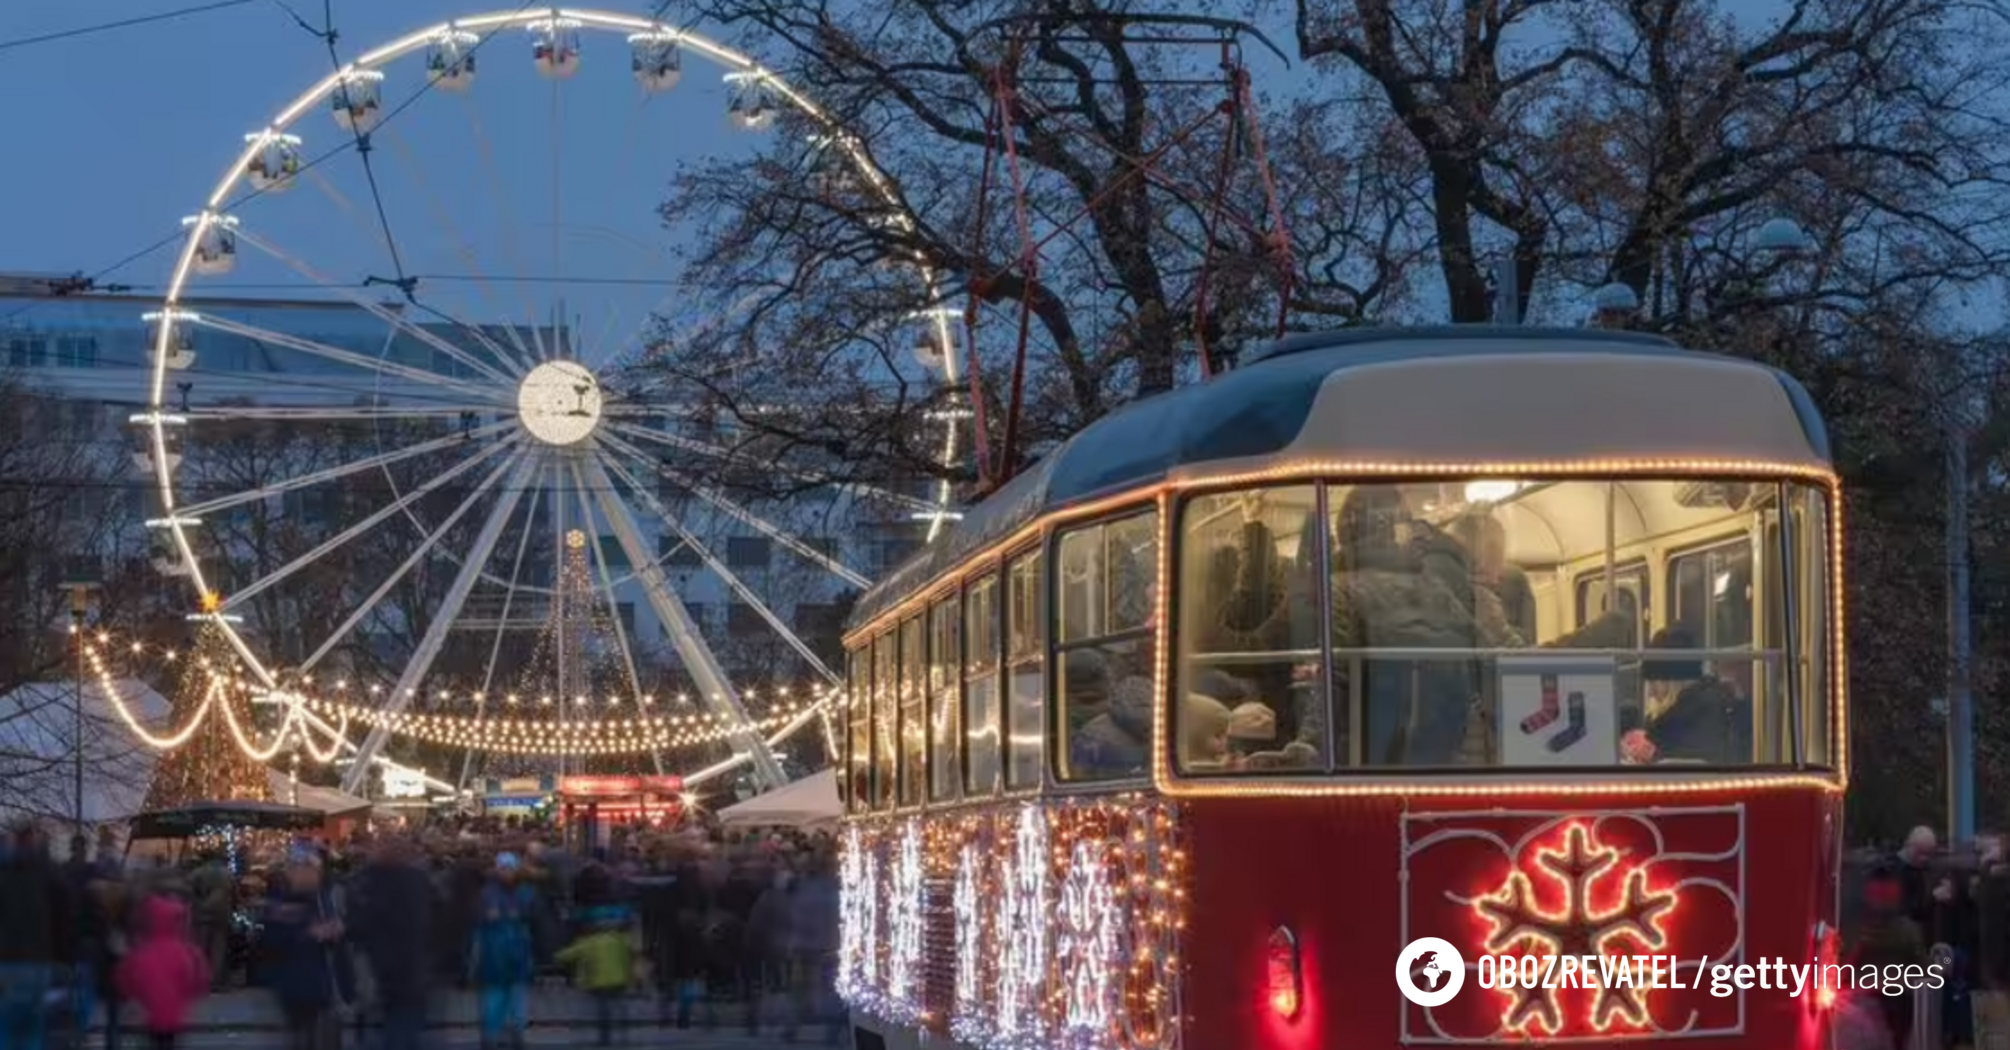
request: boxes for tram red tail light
[1267,926,1302,1020]
[1813,922,1840,1011]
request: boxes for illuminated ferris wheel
[136,8,964,795]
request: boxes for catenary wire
[0,0,257,54]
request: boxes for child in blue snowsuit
[471,853,539,1050]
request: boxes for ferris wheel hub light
[516,360,602,446]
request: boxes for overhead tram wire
[0,0,257,54]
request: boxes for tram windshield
[1164,477,1833,776]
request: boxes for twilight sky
[0,1,764,362]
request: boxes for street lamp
[59,573,99,833]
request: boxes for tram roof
[849,325,1830,630]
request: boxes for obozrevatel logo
[1396,937,1467,1007]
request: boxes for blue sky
[0,1,762,358]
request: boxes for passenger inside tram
[1621,624,1752,764]
[1169,476,1827,776]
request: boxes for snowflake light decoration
[1058,838,1120,1046]
[837,825,869,999]
[886,819,925,1019]
[953,836,990,1043]
[996,803,1051,1045]
[1473,823,1676,1035]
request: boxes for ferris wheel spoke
[458,475,546,791]
[299,444,525,676]
[379,125,539,375]
[599,452,839,683]
[177,421,514,519]
[221,435,518,611]
[231,230,519,386]
[598,431,869,588]
[187,405,484,422]
[606,420,941,516]
[458,92,550,363]
[578,455,788,790]
[188,312,506,405]
[341,449,540,792]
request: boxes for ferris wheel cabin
[835,326,1845,1050]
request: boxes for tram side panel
[1180,787,1840,1050]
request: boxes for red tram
[834,327,1845,1050]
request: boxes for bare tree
[633,1,1400,492]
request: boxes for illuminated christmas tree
[142,621,271,809]
[486,529,639,780]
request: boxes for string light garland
[294,694,827,755]
[78,624,836,763]
[842,799,1187,1050]
[139,622,276,809]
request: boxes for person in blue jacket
[471,853,538,1050]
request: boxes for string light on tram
[844,800,1188,1050]
[884,820,925,1022]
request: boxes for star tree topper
[1473,823,1676,1035]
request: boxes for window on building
[795,603,845,641]
[899,615,926,806]
[928,594,961,802]
[727,536,772,569]
[873,631,898,808]
[7,335,47,369]
[664,541,703,568]
[1005,549,1045,790]
[55,335,97,368]
[680,602,713,634]
[657,474,690,504]
[1056,510,1159,781]
[617,602,636,636]
[805,537,841,561]
[727,602,765,638]
[964,572,1002,796]
[596,535,630,572]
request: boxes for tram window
[1170,479,1830,775]
[1059,511,1158,643]
[928,595,962,801]
[1005,550,1045,789]
[1056,510,1159,782]
[899,616,926,807]
[1576,564,1649,644]
[846,648,869,812]
[1175,486,1325,773]
[964,573,1003,796]
[1791,487,1834,767]
[873,632,897,809]
[1669,541,1755,678]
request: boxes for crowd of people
[1844,825,2010,1050]
[0,813,844,1050]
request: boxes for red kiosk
[557,775,685,848]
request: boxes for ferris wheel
[137,8,965,795]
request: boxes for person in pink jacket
[116,895,211,1050]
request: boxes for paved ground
[60,988,848,1048]
[162,1034,838,1049]
[131,1029,840,1045]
